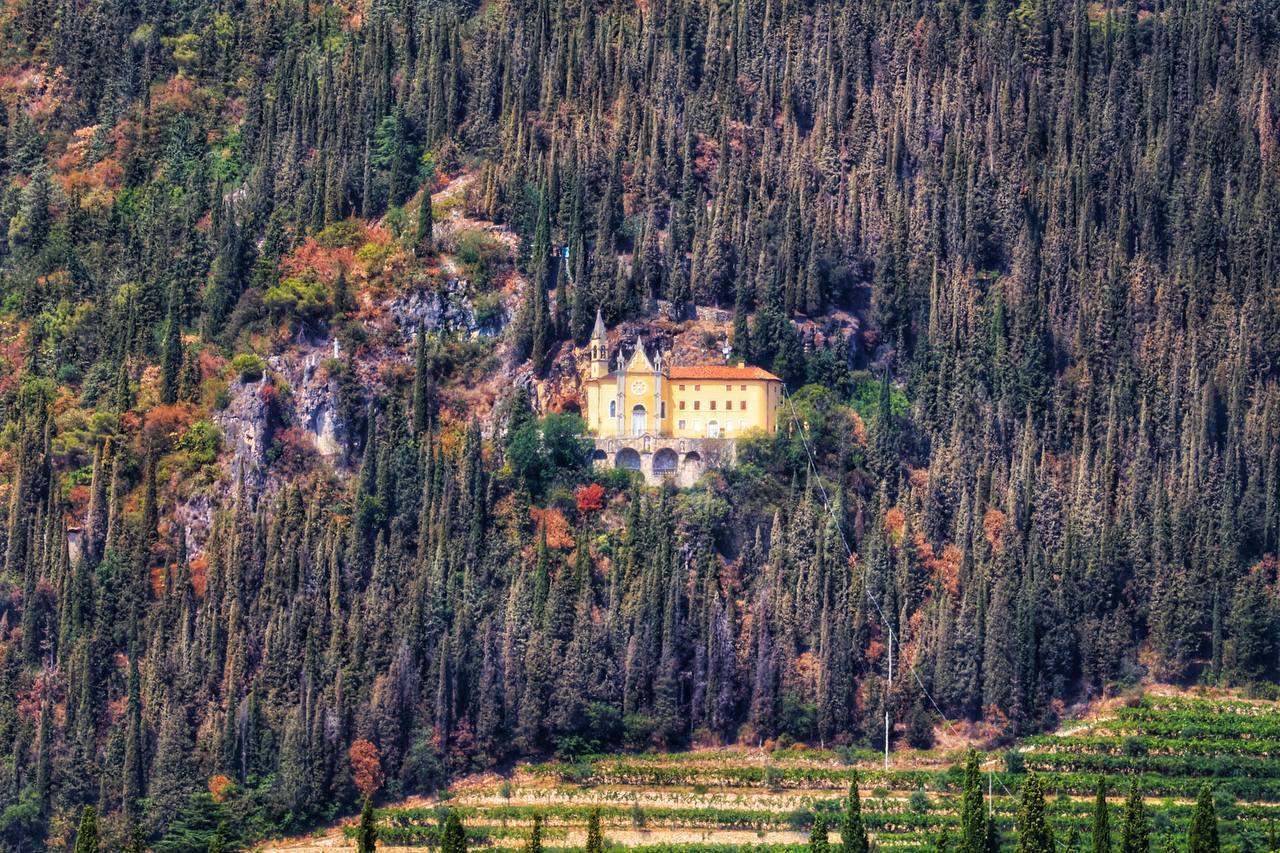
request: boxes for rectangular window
[726,401,733,410]
[679,401,686,410]
[726,385,732,391]
[740,400,747,410]
[679,385,686,391]
[694,401,700,410]
[678,420,686,430]
[660,402,666,418]
[694,384,701,390]
[740,384,747,391]
[693,420,702,431]
[710,401,716,410]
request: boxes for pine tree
[357,797,378,853]
[1120,779,1148,853]
[1093,777,1112,853]
[74,805,99,853]
[841,774,869,853]
[1187,785,1218,853]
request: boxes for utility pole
[884,629,892,770]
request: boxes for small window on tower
[609,400,616,418]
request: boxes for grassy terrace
[351,695,1280,851]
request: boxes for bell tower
[589,308,609,379]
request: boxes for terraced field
[296,693,1280,852]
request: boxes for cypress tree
[985,816,1001,853]
[1093,777,1111,853]
[810,813,830,853]
[160,281,182,406]
[442,810,467,853]
[1120,779,1149,853]
[357,797,378,853]
[73,805,99,853]
[525,813,544,853]
[412,326,431,436]
[840,774,869,853]
[1187,785,1218,853]
[417,195,434,253]
[960,751,985,853]
[585,808,604,853]
[1016,773,1055,853]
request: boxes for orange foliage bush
[348,738,384,798]
[914,534,961,598]
[529,506,574,550]
[144,404,192,451]
[280,237,357,286]
[576,483,606,515]
[208,774,234,803]
[884,505,906,542]
[983,507,1007,553]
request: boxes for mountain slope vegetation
[0,0,1276,848]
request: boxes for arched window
[609,400,616,418]
[631,404,647,436]
[707,420,720,438]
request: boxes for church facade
[581,311,783,485]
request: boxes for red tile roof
[667,365,782,381]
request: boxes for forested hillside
[0,0,1277,848]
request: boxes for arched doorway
[706,420,720,438]
[616,448,642,470]
[653,448,678,475]
[631,404,647,435]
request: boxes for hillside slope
[259,689,1280,852]
[0,0,1276,849]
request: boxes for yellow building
[582,311,783,484]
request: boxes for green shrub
[455,229,507,287]
[231,353,266,381]
[264,274,331,325]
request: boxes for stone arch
[591,448,607,464]
[653,448,678,474]
[682,450,702,468]
[616,448,642,470]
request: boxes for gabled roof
[668,365,782,382]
